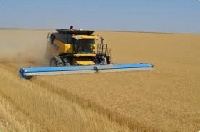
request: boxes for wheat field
[0,29,199,131]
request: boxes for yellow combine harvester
[46,29,111,66]
[19,28,153,79]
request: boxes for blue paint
[19,63,153,79]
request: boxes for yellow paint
[54,39,73,53]
[64,44,73,53]
[93,44,96,53]
[75,61,95,65]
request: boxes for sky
[0,0,200,33]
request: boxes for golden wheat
[0,29,200,131]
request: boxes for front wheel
[50,57,64,67]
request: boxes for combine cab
[19,27,154,79]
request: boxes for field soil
[0,29,200,131]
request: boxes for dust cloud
[0,29,51,65]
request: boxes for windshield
[74,39,95,53]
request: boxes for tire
[50,57,64,67]
[62,57,71,66]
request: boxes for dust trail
[0,29,51,66]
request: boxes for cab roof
[56,29,94,35]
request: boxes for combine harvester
[19,28,154,79]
